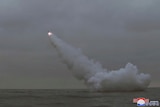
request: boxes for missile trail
[48,32,151,92]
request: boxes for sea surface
[0,88,159,107]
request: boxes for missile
[48,31,53,37]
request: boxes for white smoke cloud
[49,34,151,91]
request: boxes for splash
[48,34,151,91]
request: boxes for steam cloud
[49,34,151,91]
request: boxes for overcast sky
[0,0,160,89]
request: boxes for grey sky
[0,0,159,88]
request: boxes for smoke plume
[49,34,151,91]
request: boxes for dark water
[0,88,159,107]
